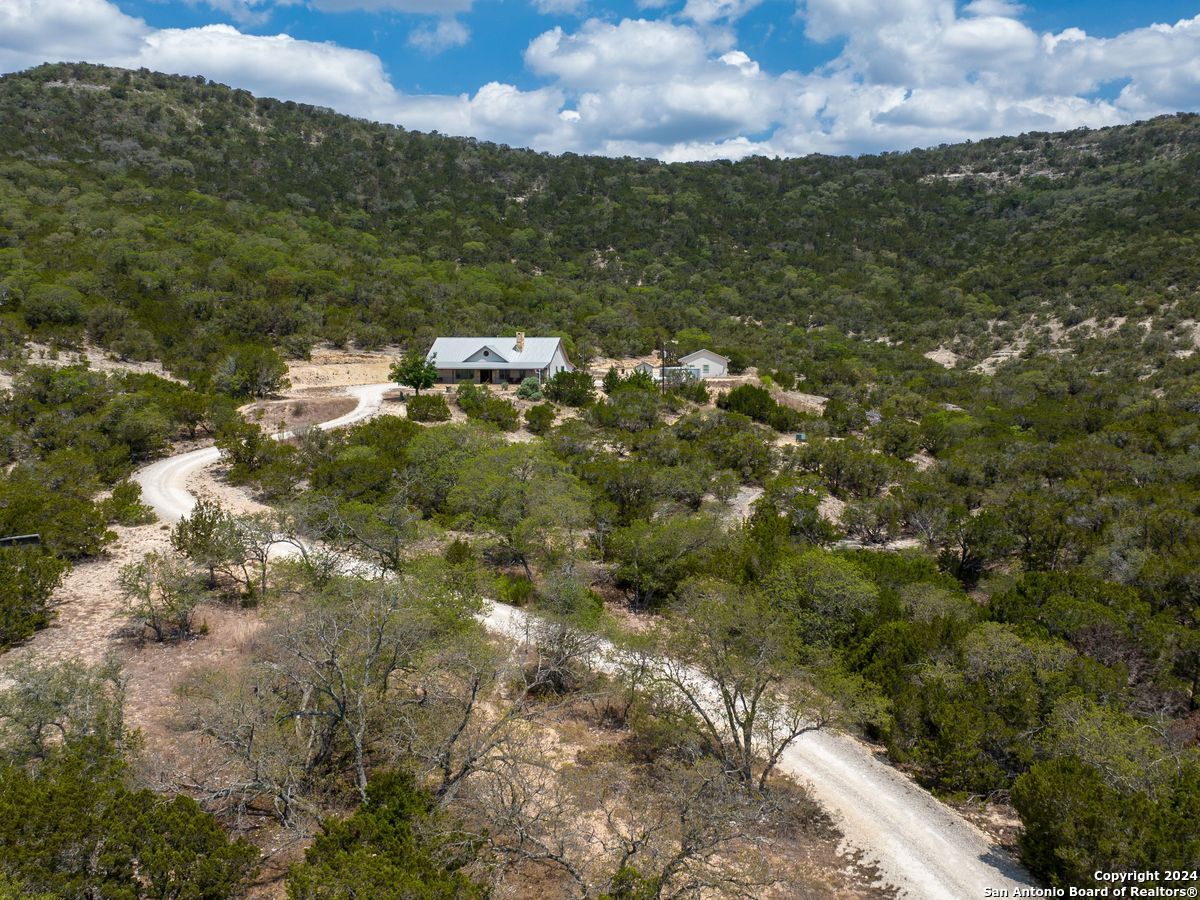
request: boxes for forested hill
[1,61,1199,377]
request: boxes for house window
[456,370,472,380]
[702,364,710,374]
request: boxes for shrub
[443,537,475,565]
[525,402,557,435]
[119,552,205,642]
[287,771,484,899]
[497,574,535,606]
[544,370,595,407]
[407,393,451,422]
[455,384,519,431]
[22,284,84,330]
[212,345,290,399]
[719,384,774,421]
[589,389,662,433]
[0,744,258,898]
[670,378,710,404]
[0,548,67,651]
[101,480,155,525]
[516,376,543,400]
[766,403,807,433]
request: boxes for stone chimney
[515,331,525,352]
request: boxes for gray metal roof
[426,336,564,370]
[679,348,728,365]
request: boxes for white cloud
[309,0,474,11]
[963,0,1024,16]
[137,25,399,111]
[526,19,711,87]
[189,0,292,27]
[681,0,762,24]
[1,0,1199,161]
[407,17,470,54]
[533,0,588,14]
[0,0,146,71]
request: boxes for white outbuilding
[678,348,729,378]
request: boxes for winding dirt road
[134,383,394,521]
[134,382,1036,900]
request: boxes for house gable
[463,345,509,364]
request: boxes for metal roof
[426,336,564,370]
[679,348,729,364]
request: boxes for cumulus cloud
[770,0,1200,153]
[193,0,473,18]
[0,0,146,72]
[1,0,1199,160]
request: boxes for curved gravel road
[134,383,394,522]
[134,381,1036,900]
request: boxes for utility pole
[659,338,676,395]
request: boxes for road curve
[485,603,1035,899]
[134,383,1036,899]
[134,383,394,523]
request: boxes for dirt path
[135,383,394,522]
[132,388,1037,900]
[4,383,396,724]
[484,605,1036,900]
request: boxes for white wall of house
[679,349,728,378]
[548,344,573,376]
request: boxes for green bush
[0,548,67,651]
[670,378,709,404]
[516,376,543,400]
[544,370,595,407]
[719,384,774,420]
[455,384,518,431]
[524,402,556,435]
[22,284,84,330]
[407,393,451,422]
[716,384,808,433]
[101,480,155,525]
[287,771,484,899]
[497,573,535,606]
[0,743,258,899]
[212,344,290,398]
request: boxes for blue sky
[2,0,1199,159]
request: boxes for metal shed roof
[679,348,729,365]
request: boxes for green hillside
[1,62,1199,896]
[1,62,1198,374]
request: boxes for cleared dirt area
[241,392,358,435]
[24,341,181,380]
[923,347,959,369]
[771,386,829,415]
[286,346,398,389]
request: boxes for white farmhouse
[678,348,729,378]
[426,333,574,385]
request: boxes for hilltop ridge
[1,62,1198,375]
